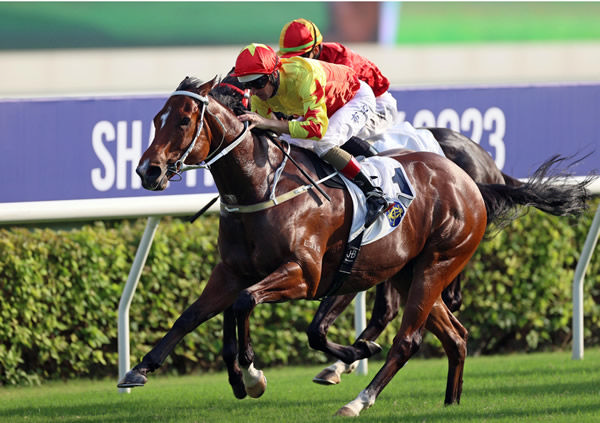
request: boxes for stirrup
[364,195,392,228]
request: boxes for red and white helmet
[231,43,281,83]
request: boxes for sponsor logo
[386,202,405,227]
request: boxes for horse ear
[200,76,220,96]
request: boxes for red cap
[231,43,281,82]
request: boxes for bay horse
[120,76,591,417]
[212,74,592,388]
[211,73,522,384]
[211,71,517,315]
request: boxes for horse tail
[500,172,523,187]
[477,155,595,229]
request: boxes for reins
[167,88,333,216]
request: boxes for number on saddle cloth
[323,159,415,298]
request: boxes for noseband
[167,90,249,175]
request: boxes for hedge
[0,197,598,385]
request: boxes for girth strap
[320,230,365,298]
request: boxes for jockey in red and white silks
[278,18,398,137]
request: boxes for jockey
[232,43,392,228]
[278,18,398,137]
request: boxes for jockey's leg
[321,147,392,228]
[367,91,399,137]
[341,136,379,158]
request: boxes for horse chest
[220,216,289,278]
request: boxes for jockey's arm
[238,112,290,134]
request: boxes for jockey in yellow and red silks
[233,43,392,228]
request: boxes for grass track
[2,349,600,422]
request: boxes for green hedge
[1,198,599,385]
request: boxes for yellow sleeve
[287,66,329,140]
[250,95,273,118]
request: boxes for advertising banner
[1,83,598,205]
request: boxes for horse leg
[117,263,242,388]
[441,273,463,313]
[335,255,467,416]
[232,261,312,398]
[309,293,361,385]
[424,300,468,405]
[222,306,246,399]
[312,282,401,385]
[305,286,396,369]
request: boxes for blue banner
[394,83,599,178]
[1,83,598,204]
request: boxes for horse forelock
[175,76,205,92]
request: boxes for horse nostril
[137,163,163,187]
[146,165,163,182]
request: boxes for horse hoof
[313,368,340,385]
[117,369,147,388]
[245,370,267,398]
[335,406,359,417]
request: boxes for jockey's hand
[238,113,289,134]
[237,112,263,130]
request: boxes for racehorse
[211,74,592,387]
[120,76,591,417]
[211,73,523,384]
[212,70,517,314]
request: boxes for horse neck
[205,103,279,205]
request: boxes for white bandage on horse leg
[242,363,261,386]
[342,389,376,416]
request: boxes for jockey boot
[341,136,378,158]
[321,147,392,228]
[353,170,392,228]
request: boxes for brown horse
[210,74,519,385]
[119,76,591,416]
[210,71,515,315]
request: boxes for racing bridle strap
[169,90,209,173]
[216,82,250,108]
[167,90,249,174]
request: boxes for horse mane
[209,68,250,116]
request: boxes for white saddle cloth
[340,156,415,245]
[371,121,446,157]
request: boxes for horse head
[136,76,220,191]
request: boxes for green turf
[2,349,600,422]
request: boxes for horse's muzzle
[136,162,167,191]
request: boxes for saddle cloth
[371,121,446,157]
[340,156,415,245]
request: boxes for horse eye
[180,117,191,126]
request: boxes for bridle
[166,90,249,177]
[216,82,250,109]
[165,89,332,214]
